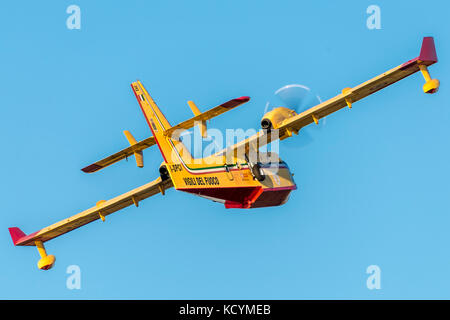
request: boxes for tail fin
[131,81,172,131]
[131,81,193,164]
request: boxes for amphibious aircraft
[9,37,439,270]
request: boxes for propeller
[264,84,324,149]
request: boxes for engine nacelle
[261,107,297,130]
[159,164,170,181]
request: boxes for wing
[81,136,156,173]
[217,37,439,156]
[163,96,250,137]
[279,38,438,134]
[9,177,173,246]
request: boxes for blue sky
[0,0,449,299]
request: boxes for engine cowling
[261,107,297,130]
[159,164,170,181]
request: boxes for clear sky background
[0,0,449,299]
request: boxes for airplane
[8,37,439,270]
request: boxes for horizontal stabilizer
[163,96,250,138]
[82,136,156,173]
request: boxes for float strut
[35,240,56,270]
[419,64,440,94]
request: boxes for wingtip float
[10,37,439,270]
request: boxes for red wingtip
[8,227,27,246]
[221,96,251,109]
[419,37,437,63]
[237,96,250,102]
[81,163,102,173]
